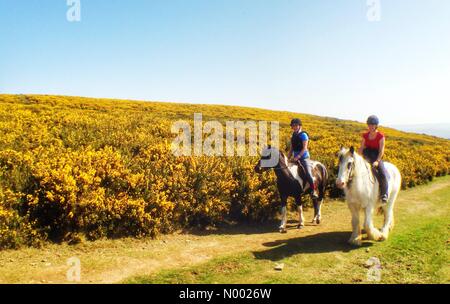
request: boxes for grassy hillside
[1,94,449,249]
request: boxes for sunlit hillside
[1,94,449,249]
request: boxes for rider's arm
[358,138,366,155]
[376,137,385,162]
[288,144,293,159]
[295,140,308,160]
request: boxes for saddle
[370,165,390,200]
[371,167,380,181]
[292,159,317,190]
[363,151,390,187]
[370,164,390,182]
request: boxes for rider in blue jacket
[288,118,318,199]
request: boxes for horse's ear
[350,146,355,155]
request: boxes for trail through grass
[1,177,449,284]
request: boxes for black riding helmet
[367,115,380,126]
[290,118,302,126]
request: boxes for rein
[347,162,354,186]
[347,156,376,187]
[363,160,376,185]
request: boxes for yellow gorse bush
[0,94,449,249]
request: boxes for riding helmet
[367,115,380,126]
[290,118,302,126]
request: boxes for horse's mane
[344,149,374,180]
[340,148,367,165]
[353,151,366,166]
[358,150,377,167]
[266,147,290,168]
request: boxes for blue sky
[1,0,449,125]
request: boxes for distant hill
[390,124,450,139]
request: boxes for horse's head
[254,145,283,173]
[336,146,356,189]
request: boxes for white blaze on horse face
[337,149,353,187]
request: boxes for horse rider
[358,115,389,204]
[288,118,319,199]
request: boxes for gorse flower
[0,94,448,249]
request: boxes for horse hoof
[297,225,305,229]
[279,227,287,234]
[311,218,321,225]
[312,218,321,225]
[379,232,388,241]
[348,239,362,247]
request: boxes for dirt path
[1,177,449,284]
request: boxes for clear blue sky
[1,0,449,125]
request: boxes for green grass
[125,177,450,284]
[377,185,450,283]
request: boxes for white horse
[336,147,402,246]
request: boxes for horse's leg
[379,204,393,240]
[312,198,323,224]
[314,166,326,224]
[279,196,288,233]
[364,204,383,241]
[348,204,362,246]
[389,209,395,231]
[380,187,399,240]
[296,197,305,229]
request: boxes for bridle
[342,156,376,187]
[345,160,355,187]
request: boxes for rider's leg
[364,149,388,203]
[363,148,378,163]
[300,159,318,198]
[378,161,389,203]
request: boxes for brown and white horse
[255,146,328,233]
[336,147,402,246]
